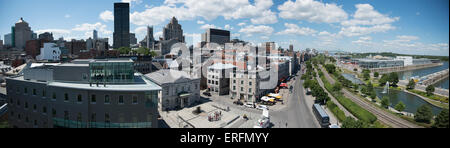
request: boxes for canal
[374,87,443,115]
[397,61,449,89]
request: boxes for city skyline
[0,0,448,56]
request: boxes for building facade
[163,17,184,43]
[6,59,161,128]
[36,43,61,61]
[201,28,230,46]
[207,63,236,96]
[14,18,33,50]
[113,2,130,49]
[145,69,200,111]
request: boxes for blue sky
[0,0,448,56]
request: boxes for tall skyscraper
[113,2,130,49]
[163,17,184,42]
[93,30,98,40]
[130,33,137,45]
[146,26,154,49]
[289,44,293,52]
[14,17,33,49]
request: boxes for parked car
[203,91,211,97]
[256,105,269,111]
[244,102,255,108]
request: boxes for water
[341,73,364,85]
[397,61,449,89]
[375,87,443,115]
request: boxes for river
[397,61,449,89]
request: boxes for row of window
[232,86,252,93]
[232,79,252,86]
[12,87,140,105]
[164,84,198,96]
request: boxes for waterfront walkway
[399,80,449,97]
[419,69,449,86]
[371,63,443,74]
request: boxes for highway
[319,65,421,128]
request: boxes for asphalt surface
[270,71,320,128]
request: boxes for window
[91,113,96,122]
[119,95,124,104]
[77,94,82,103]
[249,88,252,93]
[233,86,236,90]
[105,113,110,123]
[104,95,110,104]
[17,100,21,106]
[241,81,244,85]
[64,111,69,120]
[91,94,96,104]
[241,87,244,91]
[249,82,252,86]
[132,96,138,104]
[33,104,37,112]
[52,93,56,101]
[42,106,47,114]
[25,102,28,109]
[215,81,218,85]
[233,80,236,83]
[24,87,28,94]
[42,89,46,98]
[77,113,82,122]
[64,93,69,102]
[16,87,20,93]
[52,109,56,117]
[33,89,37,96]
[34,120,38,127]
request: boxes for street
[270,70,320,128]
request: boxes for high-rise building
[146,26,154,49]
[289,44,293,52]
[93,30,98,40]
[130,33,137,45]
[201,28,230,46]
[4,33,12,46]
[38,32,54,41]
[163,17,184,42]
[113,2,130,49]
[14,17,33,50]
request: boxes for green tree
[389,72,399,86]
[341,117,368,128]
[149,51,158,57]
[426,85,435,96]
[407,79,416,90]
[370,92,377,101]
[379,74,389,86]
[374,72,379,78]
[394,101,406,112]
[381,96,390,109]
[353,68,357,72]
[363,71,370,81]
[117,47,131,54]
[432,109,449,128]
[415,105,433,124]
[332,82,342,92]
[353,84,359,92]
[136,47,150,55]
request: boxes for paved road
[271,71,319,128]
[319,65,421,128]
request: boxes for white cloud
[339,4,399,37]
[339,24,396,37]
[231,33,241,38]
[352,36,373,46]
[396,35,419,41]
[154,31,163,39]
[197,20,205,24]
[131,0,276,26]
[238,22,246,26]
[64,14,71,18]
[35,29,71,35]
[200,24,220,30]
[239,25,274,36]
[122,0,142,6]
[99,10,114,22]
[224,24,233,30]
[276,23,317,36]
[72,22,112,35]
[278,0,348,23]
[341,4,399,26]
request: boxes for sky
[0,0,448,56]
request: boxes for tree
[379,74,389,86]
[149,51,158,57]
[374,72,379,78]
[432,109,449,128]
[426,85,435,96]
[415,105,433,124]
[353,68,358,72]
[389,72,399,86]
[332,82,342,92]
[341,117,367,128]
[136,47,150,55]
[363,71,370,81]
[394,101,406,112]
[117,47,131,54]
[407,79,416,90]
[324,64,336,74]
[370,92,377,101]
[381,96,390,109]
[353,84,359,92]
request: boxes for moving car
[256,105,269,111]
[244,102,255,108]
[203,91,211,97]
[233,100,244,105]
